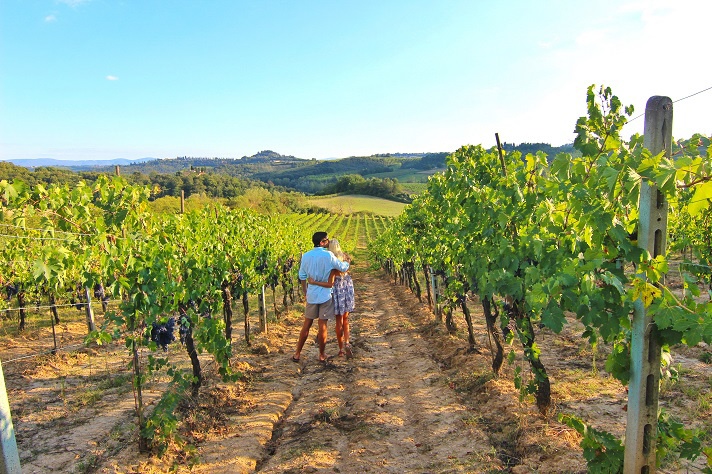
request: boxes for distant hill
[88,151,410,194]
[2,143,577,196]
[85,150,309,176]
[3,157,158,169]
[253,155,402,193]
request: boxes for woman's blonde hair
[328,238,347,261]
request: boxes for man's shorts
[305,298,335,321]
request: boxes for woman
[308,238,355,358]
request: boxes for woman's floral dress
[332,274,355,315]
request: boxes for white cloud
[57,0,91,6]
[44,14,57,22]
[575,28,608,47]
[106,75,119,81]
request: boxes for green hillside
[3,144,577,207]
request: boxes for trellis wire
[1,343,87,365]
[626,84,712,124]
[0,299,121,314]
[0,233,85,242]
[0,223,96,237]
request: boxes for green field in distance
[308,194,406,217]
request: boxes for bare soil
[2,259,711,473]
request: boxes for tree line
[0,161,314,214]
[319,174,412,202]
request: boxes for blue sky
[1,0,710,161]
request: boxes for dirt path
[252,269,496,473]
[6,259,711,473]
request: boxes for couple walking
[292,231,355,363]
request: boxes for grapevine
[369,85,712,471]
[1,176,306,454]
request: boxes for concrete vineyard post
[623,96,672,473]
[0,361,20,474]
[84,287,96,333]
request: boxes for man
[292,231,350,363]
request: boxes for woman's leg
[342,312,352,358]
[335,314,344,355]
[342,312,350,345]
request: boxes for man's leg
[293,317,314,360]
[317,318,328,361]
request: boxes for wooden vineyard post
[495,132,506,175]
[84,287,96,333]
[243,292,251,345]
[132,345,148,452]
[431,274,442,321]
[623,96,672,473]
[180,190,185,214]
[50,310,58,355]
[259,285,267,333]
[0,360,21,474]
[424,266,434,312]
[429,272,436,316]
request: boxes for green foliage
[560,409,712,473]
[559,413,624,473]
[656,409,710,470]
[605,340,631,384]
[501,142,578,158]
[143,390,183,456]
